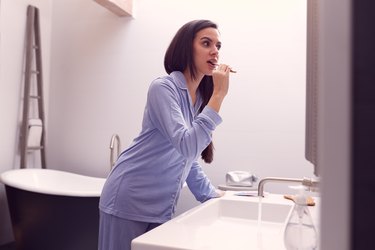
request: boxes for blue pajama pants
[98,211,161,250]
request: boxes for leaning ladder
[20,5,46,169]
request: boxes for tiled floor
[0,242,16,250]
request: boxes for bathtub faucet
[109,134,121,169]
[257,177,320,197]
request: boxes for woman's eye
[201,40,221,50]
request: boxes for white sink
[132,194,295,250]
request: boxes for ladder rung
[31,70,40,74]
[29,95,41,99]
[27,146,44,150]
[33,45,39,49]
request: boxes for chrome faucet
[109,134,121,169]
[257,177,319,197]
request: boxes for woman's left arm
[186,161,225,202]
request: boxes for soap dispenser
[284,186,318,250]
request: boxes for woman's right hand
[212,64,230,97]
[207,64,231,112]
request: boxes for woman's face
[192,27,221,77]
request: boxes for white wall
[0,0,315,245]
[48,0,312,179]
[0,0,52,244]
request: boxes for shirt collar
[170,71,203,113]
[170,71,187,90]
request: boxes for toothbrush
[214,63,237,73]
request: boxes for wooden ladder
[20,5,46,169]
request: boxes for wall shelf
[94,0,133,17]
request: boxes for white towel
[27,118,43,148]
[226,171,258,187]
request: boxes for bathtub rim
[0,168,106,197]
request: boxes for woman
[98,19,233,250]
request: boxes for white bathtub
[0,168,106,250]
[0,168,106,197]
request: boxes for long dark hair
[164,20,217,163]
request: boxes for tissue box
[226,171,257,187]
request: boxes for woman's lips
[208,61,216,70]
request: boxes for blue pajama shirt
[99,71,222,224]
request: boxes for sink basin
[132,194,294,250]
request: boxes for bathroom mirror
[40,0,316,184]
[0,0,325,246]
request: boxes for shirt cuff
[200,106,223,128]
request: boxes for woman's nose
[210,47,219,56]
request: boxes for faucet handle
[302,177,320,192]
